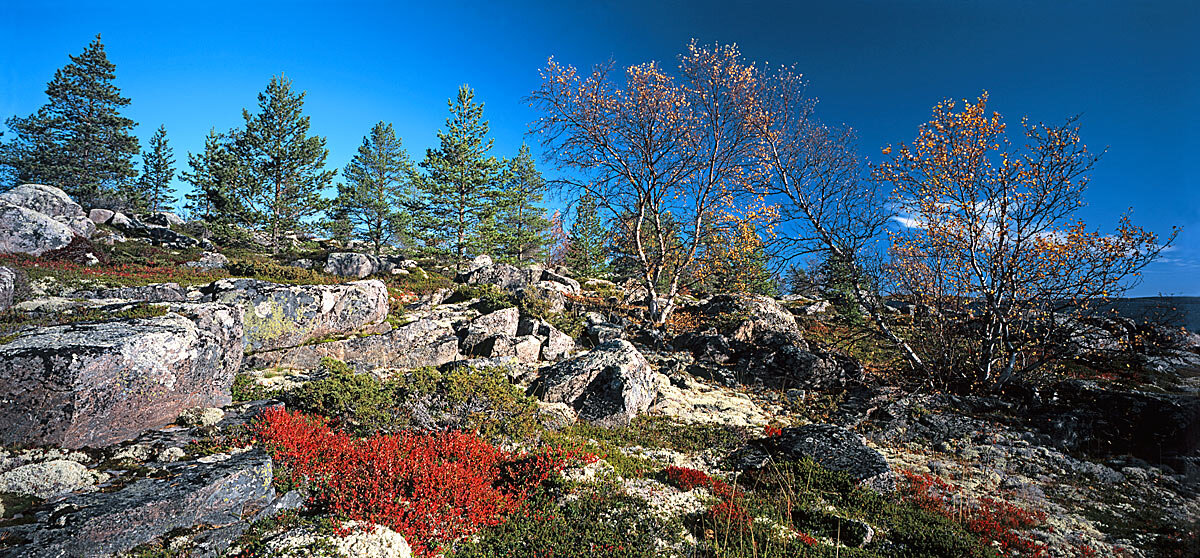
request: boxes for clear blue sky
[2,0,1196,295]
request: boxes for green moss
[450,283,516,314]
[241,299,296,349]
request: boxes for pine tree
[0,34,139,204]
[137,125,176,213]
[235,75,333,252]
[418,85,502,271]
[332,122,416,254]
[182,129,246,223]
[565,193,609,278]
[491,144,549,264]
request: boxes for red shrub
[707,498,752,534]
[254,407,588,557]
[795,530,818,546]
[901,470,1049,557]
[763,424,783,438]
[662,465,737,500]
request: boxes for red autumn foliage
[254,407,590,557]
[706,498,752,534]
[763,424,783,438]
[901,470,1049,556]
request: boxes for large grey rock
[0,183,94,237]
[111,216,205,249]
[460,306,521,356]
[703,294,802,344]
[140,211,184,227]
[519,317,575,361]
[0,303,244,448]
[206,278,389,353]
[532,339,658,427]
[325,252,376,279]
[457,261,530,292]
[0,199,76,256]
[184,251,229,272]
[0,450,275,558]
[771,424,892,491]
[88,208,115,225]
[0,266,15,311]
[584,312,624,346]
[0,459,99,500]
[244,318,462,372]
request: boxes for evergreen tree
[818,247,864,322]
[0,34,139,204]
[235,75,333,252]
[332,121,416,254]
[182,129,246,223]
[418,85,502,271]
[564,193,609,278]
[491,144,549,263]
[137,125,175,213]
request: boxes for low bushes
[227,258,333,284]
[253,407,589,557]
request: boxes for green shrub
[388,268,456,295]
[286,367,398,434]
[451,283,516,314]
[231,373,273,403]
[227,258,332,284]
[453,480,681,558]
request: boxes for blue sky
[1,0,1196,294]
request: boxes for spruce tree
[564,193,609,279]
[0,34,139,204]
[137,125,176,213]
[491,144,549,263]
[235,75,333,252]
[332,121,417,254]
[418,85,502,271]
[182,129,246,223]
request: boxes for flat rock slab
[245,317,462,372]
[0,450,275,558]
[206,278,388,353]
[0,303,243,448]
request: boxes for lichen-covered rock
[0,449,275,558]
[244,317,462,372]
[771,424,892,491]
[518,317,575,361]
[0,459,100,499]
[0,302,244,448]
[0,183,94,237]
[183,251,229,271]
[206,278,388,353]
[460,306,520,355]
[584,312,624,346]
[702,294,803,344]
[0,199,76,256]
[532,339,659,427]
[325,252,376,279]
[110,216,204,249]
[265,521,412,558]
[0,265,15,311]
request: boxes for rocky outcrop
[245,317,462,372]
[584,312,624,346]
[518,317,575,361]
[457,258,581,296]
[0,303,244,448]
[206,278,388,353]
[676,294,862,389]
[0,449,275,558]
[770,424,892,491]
[460,306,521,356]
[183,251,229,272]
[324,252,418,278]
[532,340,659,427]
[111,215,207,249]
[0,199,77,256]
[0,183,94,238]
